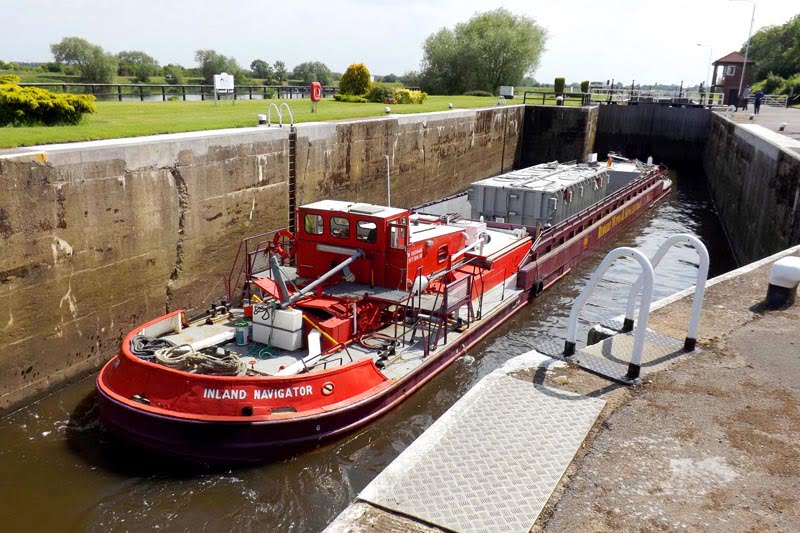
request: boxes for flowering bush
[339,63,371,95]
[394,88,427,104]
[0,83,96,126]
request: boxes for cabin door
[386,221,409,290]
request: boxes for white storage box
[252,308,304,350]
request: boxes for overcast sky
[3,0,797,85]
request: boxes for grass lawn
[0,92,577,149]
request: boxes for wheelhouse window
[304,214,323,235]
[437,245,449,263]
[356,220,378,243]
[330,217,350,239]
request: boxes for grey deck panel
[358,373,605,533]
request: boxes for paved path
[726,105,800,141]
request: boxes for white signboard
[499,86,514,99]
[213,72,235,93]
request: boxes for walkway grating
[572,329,687,383]
[358,372,605,533]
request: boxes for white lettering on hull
[202,385,314,401]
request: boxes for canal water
[0,171,735,532]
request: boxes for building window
[725,65,736,76]
[330,217,350,239]
[304,214,323,235]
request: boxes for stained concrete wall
[0,107,523,412]
[703,114,800,264]
[520,105,598,166]
[595,105,711,167]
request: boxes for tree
[339,63,371,95]
[50,37,118,83]
[419,9,546,94]
[292,61,333,85]
[382,73,398,83]
[273,60,287,83]
[250,59,273,82]
[746,15,800,81]
[163,64,185,85]
[117,50,159,83]
[194,49,243,85]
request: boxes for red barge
[97,157,671,463]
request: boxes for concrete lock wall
[0,106,526,412]
[703,114,800,264]
[595,105,711,167]
[520,105,598,166]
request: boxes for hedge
[0,83,96,126]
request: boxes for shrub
[464,90,493,97]
[334,93,369,103]
[367,83,395,103]
[394,88,427,104]
[0,74,21,84]
[340,63,371,95]
[554,77,565,95]
[580,80,590,93]
[780,74,800,96]
[761,72,785,94]
[0,84,96,126]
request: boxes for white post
[384,155,391,207]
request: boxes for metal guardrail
[17,82,338,102]
[588,88,725,106]
[522,91,590,106]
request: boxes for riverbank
[327,244,800,532]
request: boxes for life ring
[273,229,295,259]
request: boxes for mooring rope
[153,344,246,376]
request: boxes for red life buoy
[595,175,603,188]
[273,229,295,259]
[564,188,573,203]
[311,82,322,102]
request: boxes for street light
[730,0,756,106]
[696,43,713,91]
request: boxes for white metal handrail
[279,102,294,126]
[267,102,282,127]
[564,247,654,380]
[588,88,724,106]
[623,234,709,351]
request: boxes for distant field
[0,92,578,149]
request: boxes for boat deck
[161,278,523,379]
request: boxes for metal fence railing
[17,83,338,102]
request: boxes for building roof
[713,51,753,65]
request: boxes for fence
[17,83,338,102]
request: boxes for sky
[2,0,797,86]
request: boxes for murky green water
[0,171,735,532]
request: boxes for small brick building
[711,52,754,106]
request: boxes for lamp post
[696,43,713,92]
[730,0,756,106]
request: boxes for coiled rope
[153,344,247,376]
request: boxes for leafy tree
[194,49,243,84]
[163,64,185,85]
[291,61,333,85]
[273,60,287,83]
[50,37,118,83]
[746,15,800,81]
[382,73,398,83]
[339,63,371,95]
[250,59,273,82]
[419,8,546,94]
[117,50,159,83]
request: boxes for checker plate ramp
[358,374,605,533]
[573,329,686,383]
